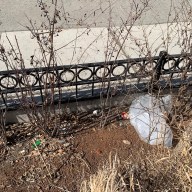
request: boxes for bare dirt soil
[0,119,168,192]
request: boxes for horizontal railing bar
[0,53,186,75]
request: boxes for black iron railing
[0,51,192,110]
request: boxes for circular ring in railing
[112,64,126,77]
[40,71,57,84]
[0,75,18,89]
[78,67,93,81]
[95,66,109,79]
[177,57,191,70]
[144,61,157,73]
[162,59,176,71]
[128,62,142,75]
[60,69,75,83]
[20,73,38,86]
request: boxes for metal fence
[0,51,192,110]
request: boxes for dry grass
[80,121,192,192]
[80,155,122,192]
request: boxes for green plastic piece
[32,140,41,148]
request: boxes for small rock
[119,122,123,127]
[63,142,70,148]
[95,149,102,155]
[19,150,26,155]
[42,153,47,157]
[57,149,64,154]
[122,140,131,145]
[57,139,66,144]
[53,152,56,156]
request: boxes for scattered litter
[129,94,173,147]
[116,112,129,121]
[92,109,101,116]
[121,112,129,120]
[122,140,131,145]
[93,110,98,116]
[116,112,129,127]
[32,140,41,149]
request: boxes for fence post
[151,51,167,91]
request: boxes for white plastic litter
[129,94,173,147]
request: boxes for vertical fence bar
[75,65,78,99]
[151,51,167,90]
[56,67,62,105]
[92,66,95,97]
[155,51,167,80]
[122,62,129,91]
[36,69,44,104]
[106,62,112,95]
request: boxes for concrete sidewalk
[0,0,189,32]
[0,22,189,70]
[0,0,191,70]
